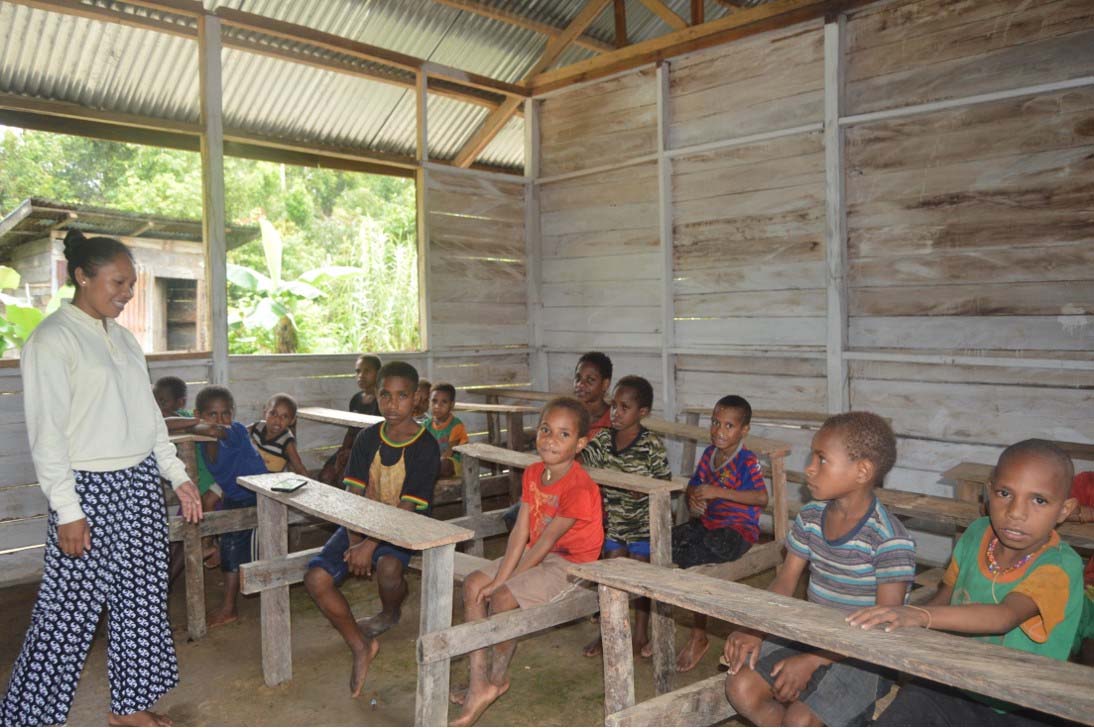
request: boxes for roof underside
[0,0,759,172]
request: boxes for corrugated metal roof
[0,0,755,172]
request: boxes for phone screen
[272,478,307,493]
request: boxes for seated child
[1066,470,1094,664]
[851,439,1084,726]
[579,375,671,658]
[153,375,196,433]
[194,385,269,628]
[451,397,604,727]
[249,392,308,476]
[573,351,613,437]
[303,361,439,698]
[414,378,432,420]
[423,382,469,478]
[723,412,916,727]
[674,395,768,672]
[319,354,381,486]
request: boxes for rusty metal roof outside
[0,1,740,173]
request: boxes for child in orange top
[452,397,604,726]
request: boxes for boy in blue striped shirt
[723,412,916,726]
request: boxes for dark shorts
[307,526,415,586]
[754,636,892,727]
[671,519,751,568]
[874,679,1056,727]
[220,499,257,573]
[603,538,651,558]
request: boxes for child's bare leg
[208,571,240,628]
[107,710,172,726]
[304,566,378,697]
[583,548,627,657]
[631,552,651,656]
[361,555,406,637]
[451,572,491,706]
[783,701,824,727]
[452,579,516,727]
[725,667,786,725]
[675,612,709,671]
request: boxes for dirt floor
[0,531,752,727]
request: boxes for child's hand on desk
[192,422,228,439]
[770,654,825,703]
[846,605,929,632]
[344,539,378,578]
[723,629,763,673]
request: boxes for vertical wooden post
[525,97,548,389]
[681,410,701,478]
[656,62,676,433]
[182,520,206,641]
[648,491,675,695]
[416,70,433,374]
[506,411,525,500]
[415,543,456,727]
[824,15,849,413]
[257,495,292,686]
[199,14,228,386]
[770,454,789,544]
[599,584,637,718]
[462,454,484,557]
[176,438,198,482]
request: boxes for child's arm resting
[514,514,577,575]
[848,591,1040,634]
[477,505,531,603]
[284,439,309,477]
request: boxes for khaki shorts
[479,552,588,608]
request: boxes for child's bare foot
[202,546,220,569]
[449,685,468,705]
[108,710,172,727]
[639,641,653,659]
[350,638,380,698]
[633,635,650,658]
[582,635,602,658]
[360,608,400,638]
[675,634,709,672]
[207,611,238,629]
[450,678,510,727]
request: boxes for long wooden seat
[568,559,1094,727]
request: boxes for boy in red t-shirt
[451,397,604,726]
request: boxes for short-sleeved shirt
[424,415,469,464]
[248,421,295,473]
[349,391,380,416]
[343,423,439,514]
[521,461,604,563]
[787,498,916,611]
[689,445,766,542]
[587,406,612,439]
[581,427,672,543]
[943,516,1083,660]
[199,421,268,505]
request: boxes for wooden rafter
[431,0,614,53]
[691,0,705,25]
[452,0,613,168]
[613,0,628,48]
[636,0,688,31]
[531,0,866,94]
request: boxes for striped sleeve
[873,536,918,583]
[786,509,816,560]
[737,452,766,492]
[688,446,712,487]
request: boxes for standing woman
[1,230,203,727]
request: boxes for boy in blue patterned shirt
[724,412,916,727]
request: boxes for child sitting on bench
[674,395,768,672]
[724,412,916,727]
[413,378,432,420]
[851,439,1084,726]
[318,353,381,486]
[423,382,469,478]
[248,392,308,476]
[303,361,439,698]
[451,396,604,726]
[580,375,671,658]
[574,351,613,437]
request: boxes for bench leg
[648,492,675,695]
[600,584,637,718]
[258,495,292,686]
[415,543,457,727]
[462,455,484,557]
[182,520,207,641]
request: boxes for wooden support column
[648,491,675,695]
[182,520,206,640]
[524,97,548,389]
[416,70,433,377]
[506,411,526,500]
[199,14,228,386]
[655,62,676,431]
[257,495,292,685]
[823,15,848,413]
[771,454,789,543]
[599,584,637,717]
[414,543,457,727]
[462,454,484,556]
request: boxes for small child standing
[451,397,604,727]
[724,412,916,727]
[249,393,308,476]
[413,378,432,420]
[673,395,768,672]
[580,375,671,658]
[303,362,439,698]
[194,385,269,628]
[423,383,469,478]
[319,354,382,486]
[850,439,1083,725]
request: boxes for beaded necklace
[986,536,1046,603]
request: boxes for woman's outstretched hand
[175,481,204,523]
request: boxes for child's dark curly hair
[820,412,897,485]
[195,385,235,414]
[542,396,591,439]
[995,439,1074,495]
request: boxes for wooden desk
[237,472,473,726]
[569,559,1094,726]
[296,406,384,429]
[454,402,540,497]
[474,386,560,404]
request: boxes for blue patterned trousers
[1,456,179,726]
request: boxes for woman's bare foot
[450,679,510,727]
[582,635,602,658]
[675,633,709,672]
[350,638,381,698]
[360,608,400,638]
[449,685,468,705]
[207,611,237,629]
[108,710,172,727]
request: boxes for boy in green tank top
[850,439,1083,725]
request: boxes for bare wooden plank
[605,673,735,727]
[414,543,457,727]
[296,407,384,429]
[687,539,785,580]
[257,495,291,686]
[600,583,637,716]
[452,402,540,415]
[461,454,485,557]
[0,546,45,588]
[648,491,674,695]
[182,520,206,640]
[569,560,1094,724]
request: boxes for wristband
[907,605,932,629]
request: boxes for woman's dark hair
[576,351,612,381]
[63,229,134,286]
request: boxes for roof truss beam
[636,0,689,31]
[431,0,614,53]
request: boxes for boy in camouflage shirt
[580,375,672,657]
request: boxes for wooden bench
[236,472,474,726]
[452,401,540,496]
[568,559,1094,727]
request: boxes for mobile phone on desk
[272,477,308,493]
